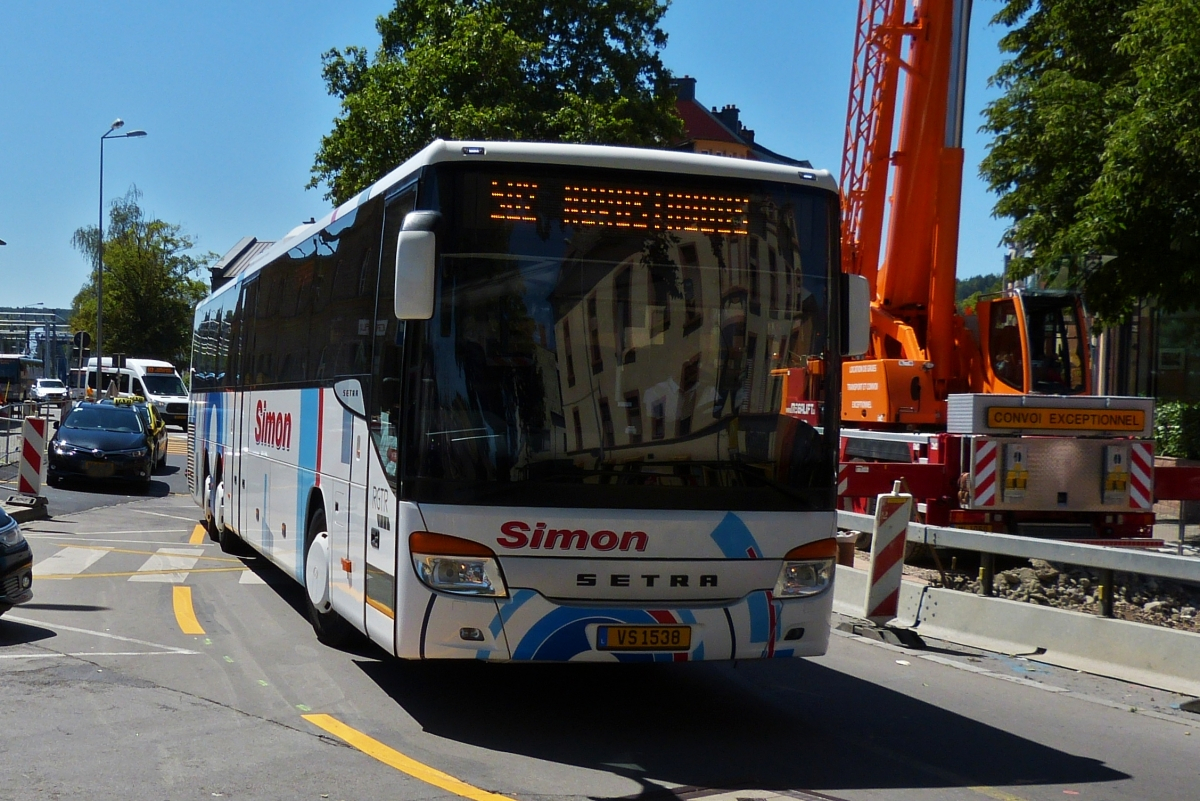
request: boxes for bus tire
[203,470,221,543]
[304,508,354,648]
[215,480,247,555]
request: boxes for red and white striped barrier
[19,416,48,496]
[1129,442,1153,510]
[972,439,998,507]
[863,482,913,625]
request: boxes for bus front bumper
[413,587,834,662]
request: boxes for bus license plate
[596,625,691,652]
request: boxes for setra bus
[189,140,866,661]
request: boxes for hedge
[1154,401,1200,460]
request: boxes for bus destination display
[489,179,750,235]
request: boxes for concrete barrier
[832,565,1200,696]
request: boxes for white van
[82,358,190,429]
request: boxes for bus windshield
[141,374,186,396]
[398,165,838,511]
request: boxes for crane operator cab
[976,289,1089,396]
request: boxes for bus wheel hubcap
[306,532,331,611]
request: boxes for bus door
[228,281,250,537]
[330,386,370,637]
[361,190,415,655]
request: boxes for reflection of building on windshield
[551,215,824,479]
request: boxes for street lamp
[97,118,146,390]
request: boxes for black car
[48,403,154,487]
[0,506,33,617]
[99,397,168,471]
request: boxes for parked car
[100,396,168,471]
[0,506,33,618]
[47,403,153,487]
[29,378,68,405]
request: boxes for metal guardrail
[0,400,64,469]
[837,509,1200,617]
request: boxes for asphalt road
[1,433,1197,800]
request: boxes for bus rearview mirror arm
[394,211,442,320]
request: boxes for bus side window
[368,190,416,486]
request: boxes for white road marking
[129,547,204,583]
[0,652,198,660]
[128,509,201,522]
[2,615,200,654]
[33,547,108,577]
[239,570,267,584]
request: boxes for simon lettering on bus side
[254,401,292,450]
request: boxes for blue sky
[0,0,1010,312]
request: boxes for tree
[980,0,1200,321]
[70,187,211,367]
[956,272,1003,314]
[311,0,684,204]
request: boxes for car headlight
[0,522,25,548]
[52,441,76,456]
[410,531,507,597]
[774,539,838,598]
[116,447,148,458]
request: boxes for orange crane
[839,0,1098,427]
[826,0,1164,541]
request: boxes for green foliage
[1154,400,1200,460]
[311,0,684,204]
[980,0,1200,322]
[956,273,1003,303]
[70,187,212,367]
[956,273,1003,314]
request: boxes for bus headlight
[774,539,838,598]
[410,531,508,597]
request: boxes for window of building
[624,390,643,444]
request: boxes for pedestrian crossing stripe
[33,544,249,583]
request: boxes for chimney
[715,104,740,133]
[671,75,696,101]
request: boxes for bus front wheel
[304,508,354,648]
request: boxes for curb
[833,565,1200,697]
[2,499,49,524]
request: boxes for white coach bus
[189,140,866,662]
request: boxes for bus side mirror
[394,211,442,320]
[841,273,870,357]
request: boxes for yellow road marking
[52,543,242,562]
[968,787,1032,801]
[172,586,205,635]
[38,566,248,580]
[303,714,515,801]
[189,524,206,545]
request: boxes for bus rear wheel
[304,508,354,648]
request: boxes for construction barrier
[863,482,913,625]
[18,416,47,496]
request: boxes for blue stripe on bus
[708,512,763,559]
[340,408,352,465]
[490,588,535,638]
[296,388,320,578]
[748,591,770,644]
